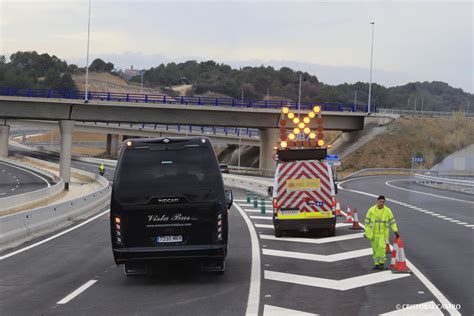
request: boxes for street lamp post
[84,0,92,103]
[237,128,242,171]
[367,22,375,113]
[140,70,144,93]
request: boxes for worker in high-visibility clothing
[98,163,105,176]
[364,195,399,270]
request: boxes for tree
[89,58,114,72]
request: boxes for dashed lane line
[339,178,473,229]
[57,280,97,304]
[385,179,474,205]
[264,270,410,291]
[0,162,51,188]
[260,233,365,244]
[263,248,372,262]
[338,181,461,316]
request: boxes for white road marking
[233,203,260,315]
[57,280,97,304]
[457,222,468,225]
[380,300,443,315]
[0,192,6,196]
[0,209,110,260]
[385,179,474,204]
[265,270,410,291]
[239,203,273,207]
[244,208,271,214]
[434,215,447,218]
[260,233,365,244]
[466,224,474,227]
[263,248,372,262]
[255,223,352,229]
[337,180,462,316]
[263,305,319,316]
[255,224,274,229]
[0,161,51,188]
[250,216,272,220]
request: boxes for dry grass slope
[342,113,474,170]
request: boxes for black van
[110,137,232,275]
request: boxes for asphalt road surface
[1,151,470,315]
[0,160,52,198]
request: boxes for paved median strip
[57,280,97,304]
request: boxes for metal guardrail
[414,174,474,194]
[87,122,260,138]
[378,108,474,118]
[0,87,375,112]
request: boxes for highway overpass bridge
[0,91,373,190]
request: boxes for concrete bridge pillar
[0,125,11,157]
[106,134,120,156]
[341,131,359,143]
[259,128,278,171]
[59,120,74,191]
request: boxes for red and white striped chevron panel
[276,160,333,213]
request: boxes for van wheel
[274,229,283,238]
[328,227,336,237]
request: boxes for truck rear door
[275,160,334,220]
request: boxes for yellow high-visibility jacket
[364,205,398,240]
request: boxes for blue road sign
[412,157,423,162]
[326,154,340,160]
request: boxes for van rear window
[114,146,219,204]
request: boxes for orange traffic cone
[335,201,342,216]
[386,239,391,254]
[344,205,352,223]
[350,209,363,230]
[389,238,398,270]
[393,238,411,273]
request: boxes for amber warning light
[278,106,325,149]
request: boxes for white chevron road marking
[263,248,372,262]
[255,223,354,229]
[260,233,365,244]
[265,270,410,291]
[263,304,319,316]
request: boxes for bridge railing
[0,87,374,112]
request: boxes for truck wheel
[274,228,283,238]
[328,227,336,237]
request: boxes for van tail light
[114,216,124,245]
[273,198,278,215]
[216,213,223,240]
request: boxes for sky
[1,0,472,92]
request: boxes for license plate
[156,235,182,243]
[280,210,299,215]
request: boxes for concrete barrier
[0,157,110,251]
[223,174,272,197]
[0,157,64,213]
